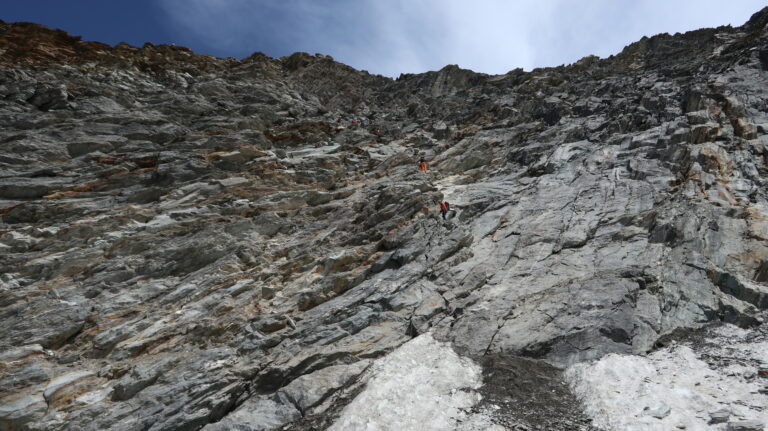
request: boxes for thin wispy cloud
[157,0,766,77]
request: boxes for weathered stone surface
[27,85,70,111]
[279,360,370,414]
[111,358,177,401]
[727,420,765,431]
[1,8,768,430]
[0,393,47,430]
[203,396,301,431]
[709,408,731,424]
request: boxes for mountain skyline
[2,0,766,77]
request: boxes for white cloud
[157,0,767,77]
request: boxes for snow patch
[566,327,768,431]
[143,214,175,228]
[329,333,500,431]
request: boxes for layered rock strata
[2,9,768,430]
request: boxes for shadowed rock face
[1,8,768,430]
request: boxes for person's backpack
[445,202,450,211]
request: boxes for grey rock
[204,395,301,431]
[2,11,768,431]
[214,176,251,187]
[279,360,369,413]
[66,140,114,158]
[0,361,51,390]
[645,403,671,419]
[0,177,68,199]
[262,285,278,300]
[0,394,47,429]
[727,420,765,431]
[0,344,44,362]
[1,299,87,349]
[709,408,731,424]
[27,85,70,111]
[112,359,176,401]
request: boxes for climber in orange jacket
[438,200,449,219]
[418,155,428,172]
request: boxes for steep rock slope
[1,9,768,430]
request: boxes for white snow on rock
[329,333,503,431]
[565,324,768,431]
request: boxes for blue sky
[2,1,766,77]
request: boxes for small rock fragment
[709,408,730,424]
[645,403,671,419]
[261,285,277,300]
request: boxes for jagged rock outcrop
[2,8,768,431]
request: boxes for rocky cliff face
[2,9,768,431]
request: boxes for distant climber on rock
[438,200,449,220]
[419,156,428,172]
